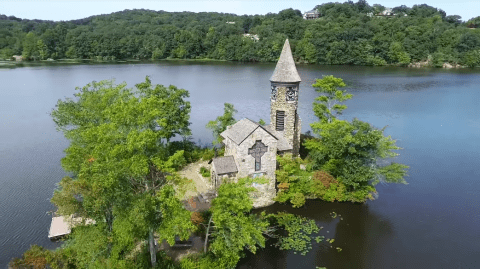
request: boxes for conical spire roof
[270,39,301,83]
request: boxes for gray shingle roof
[270,39,302,83]
[221,118,278,146]
[212,156,238,175]
[263,124,293,151]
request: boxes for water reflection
[237,200,395,269]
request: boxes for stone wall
[270,83,301,156]
[234,128,277,179]
[233,127,277,205]
[293,113,301,156]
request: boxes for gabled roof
[305,9,319,14]
[212,156,238,175]
[263,124,293,151]
[270,39,302,83]
[220,118,278,146]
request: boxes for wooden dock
[48,214,95,240]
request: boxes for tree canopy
[304,75,408,200]
[1,3,479,67]
[206,102,237,145]
[49,77,196,267]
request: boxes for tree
[206,103,237,145]
[274,153,313,207]
[388,42,411,65]
[445,15,462,25]
[185,177,323,268]
[37,39,48,60]
[0,48,14,60]
[9,245,50,269]
[1,8,479,66]
[466,16,480,28]
[311,75,352,124]
[50,77,195,267]
[463,49,480,67]
[205,177,269,268]
[392,5,410,15]
[304,76,408,201]
[22,32,38,60]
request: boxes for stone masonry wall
[293,113,301,156]
[234,127,277,204]
[270,84,301,156]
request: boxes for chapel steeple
[269,39,302,156]
[270,39,301,83]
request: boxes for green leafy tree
[22,32,38,60]
[206,103,237,145]
[463,49,480,67]
[304,76,408,201]
[204,177,269,268]
[185,177,322,268]
[37,39,48,60]
[9,245,51,269]
[50,77,195,267]
[274,153,313,208]
[388,42,411,65]
[0,48,14,60]
[467,16,480,28]
[2,7,479,66]
[311,75,352,123]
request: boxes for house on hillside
[210,39,302,208]
[303,9,320,20]
[243,33,259,41]
[376,8,395,17]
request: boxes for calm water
[1,62,479,268]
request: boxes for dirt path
[179,160,212,199]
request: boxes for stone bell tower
[270,39,302,156]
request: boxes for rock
[443,63,454,69]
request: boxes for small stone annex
[211,39,302,208]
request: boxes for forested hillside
[1,1,480,67]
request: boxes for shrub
[191,211,204,225]
[312,170,337,188]
[278,182,290,190]
[310,170,348,202]
[201,149,214,161]
[200,166,210,177]
[9,245,50,269]
[291,193,306,208]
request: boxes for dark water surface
[1,62,479,268]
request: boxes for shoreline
[0,58,472,69]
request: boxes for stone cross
[248,140,268,171]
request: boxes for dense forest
[1,1,480,67]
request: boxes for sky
[1,0,479,22]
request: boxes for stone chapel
[210,39,302,207]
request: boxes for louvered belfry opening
[276,110,285,131]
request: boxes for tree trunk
[149,228,156,268]
[204,215,213,253]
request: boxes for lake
[1,62,479,268]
